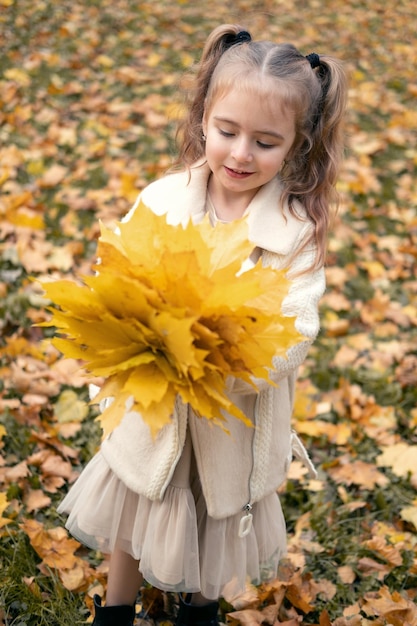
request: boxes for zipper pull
[238,504,253,538]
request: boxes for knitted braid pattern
[249,388,274,502]
[147,397,188,499]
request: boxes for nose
[231,137,253,163]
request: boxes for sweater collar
[141,160,308,255]
[184,161,307,256]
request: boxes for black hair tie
[306,52,320,69]
[225,30,252,48]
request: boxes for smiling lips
[224,165,253,178]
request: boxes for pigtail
[174,24,250,168]
[310,56,347,192]
[282,54,348,269]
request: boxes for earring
[202,133,206,141]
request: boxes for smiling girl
[58,24,347,626]
[204,86,296,220]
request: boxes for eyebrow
[213,116,285,140]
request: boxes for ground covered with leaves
[1,0,417,624]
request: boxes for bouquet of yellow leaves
[41,201,303,438]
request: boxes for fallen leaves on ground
[0,0,416,624]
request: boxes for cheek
[205,135,224,160]
[260,152,285,174]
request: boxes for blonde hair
[174,24,348,270]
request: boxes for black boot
[176,594,219,626]
[91,594,135,626]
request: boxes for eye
[219,129,234,138]
[257,141,275,149]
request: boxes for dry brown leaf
[320,291,351,311]
[337,565,356,584]
[310,578,337,601]
[325,318,350,337]
[42,475,67,492]
[41,454,74,479]
[318,609,332,626]
[328,459,389,490]
[364,536,403,567]
[260,603,279,625]
[24,488,51,513]
[21,518,81,570]
[331,344,358,367]
[395,355,417,387]
[4,460,29,483]
[39,164,68,187]
[333,613,362,626]
[361,586,417,624]
[226,609,264,626]
[59,563,87,591]
[285,576,315,613]
[357,557,391,581]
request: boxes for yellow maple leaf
[120,172,140,203]
[377,442,417,485]
[4,67,31,86]
[41,202,303,437]
[53,389,89,423]
[0,492,13,528]
[400,503,417,530]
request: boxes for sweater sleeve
[226,240,326,395]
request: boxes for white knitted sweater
[99,162,324,519]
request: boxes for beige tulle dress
[57,200,287,602]
[58,425,286,602]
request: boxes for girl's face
[203,87,296,207]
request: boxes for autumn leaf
[363,536,403,567]
[53,389,89,423]
[19,518,102,593]
[21,518,82,570]
[0,492,13,528]
[286,580,315,613]
[376,443,417,488]
[226,609,264,626]
[59,563,89,592]
[337,565,356,585]
[327,458,389,490]
[41,202,303,437]
[39,164,68,188]
[361,586,417,624]
[24,489,52,513]
[400,502,417,530]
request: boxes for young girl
[58,23,347,626]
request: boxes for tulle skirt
[58,436,287,602]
